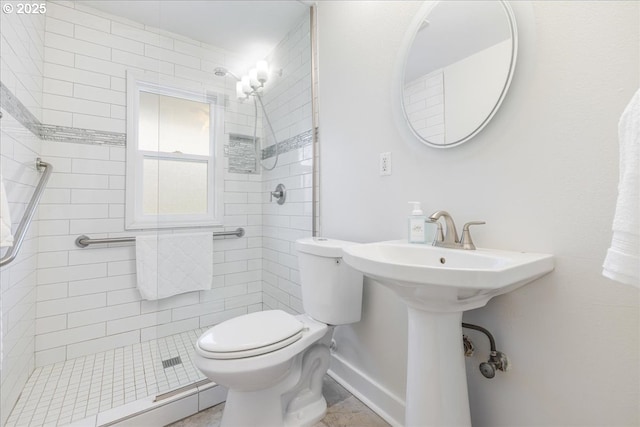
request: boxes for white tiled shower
[34,140,264,367]
[6,329,209,426]
[1,5,46,423]
[1,1,313,425]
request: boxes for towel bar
[75,227,245,248]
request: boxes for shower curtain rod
[75,227,245,248]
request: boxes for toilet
[193,237,363,427]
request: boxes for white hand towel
[603,89,640,288]
[0,175,13,248]
[136,232,213,300]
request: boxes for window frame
[125,72,224,230]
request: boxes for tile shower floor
[6,328,208,427]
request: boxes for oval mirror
[401,1,517,148]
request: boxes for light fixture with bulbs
[236,60,270,100]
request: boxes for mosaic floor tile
[5,328,208,427]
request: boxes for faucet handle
[460,221,485,250]
[269,183,286,205]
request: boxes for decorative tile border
[1,80,314,154]
[39,123,125,145]
[261,128,313,160]
[226,128,314,174]
[0,81,41,136]
[1,80,126,146]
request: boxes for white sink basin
[342,240,554,426]
[342,240,554,311]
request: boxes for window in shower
[125,72,224,229]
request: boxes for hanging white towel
[136,232,213,300]
[603,89,640,288]
[0,175,13,248]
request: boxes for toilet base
[217,330,333,427]
[283,396,327,427]
[222,386,327,427]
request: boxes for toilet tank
[295,237,363,325]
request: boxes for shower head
[213,67,241,81]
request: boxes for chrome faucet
[428,210,485,250]
[428,210,459,247]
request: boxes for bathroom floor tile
[6,328,208,427]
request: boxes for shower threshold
[6,328,225,427]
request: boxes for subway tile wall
[0,2,46,424]
[261,15,314,313]
[0,113,43,427]
[0,1,45,122]
[34,141,264,367]
[33,0,268,367]
[41,0,259,139]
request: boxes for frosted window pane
[143,159,208,215]
[139,92,159,152]
[139,92,210,155]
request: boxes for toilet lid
[197,310,304,359]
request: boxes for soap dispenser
[408,201,427,243]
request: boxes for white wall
[318,1,639,426]
[0,2,45,424]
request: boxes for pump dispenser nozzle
[409,201,424,216]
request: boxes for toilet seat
[197,310,304,360]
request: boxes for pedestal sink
[342,241,554,426]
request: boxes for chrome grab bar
[75,227,245,248]
[0,158,53,267]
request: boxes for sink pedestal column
[405,307,471,427]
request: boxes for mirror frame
[395,0,518,149]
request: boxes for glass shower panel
[258,6,315,315]
[138,0,314,409]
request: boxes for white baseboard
[328,352,405,427]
